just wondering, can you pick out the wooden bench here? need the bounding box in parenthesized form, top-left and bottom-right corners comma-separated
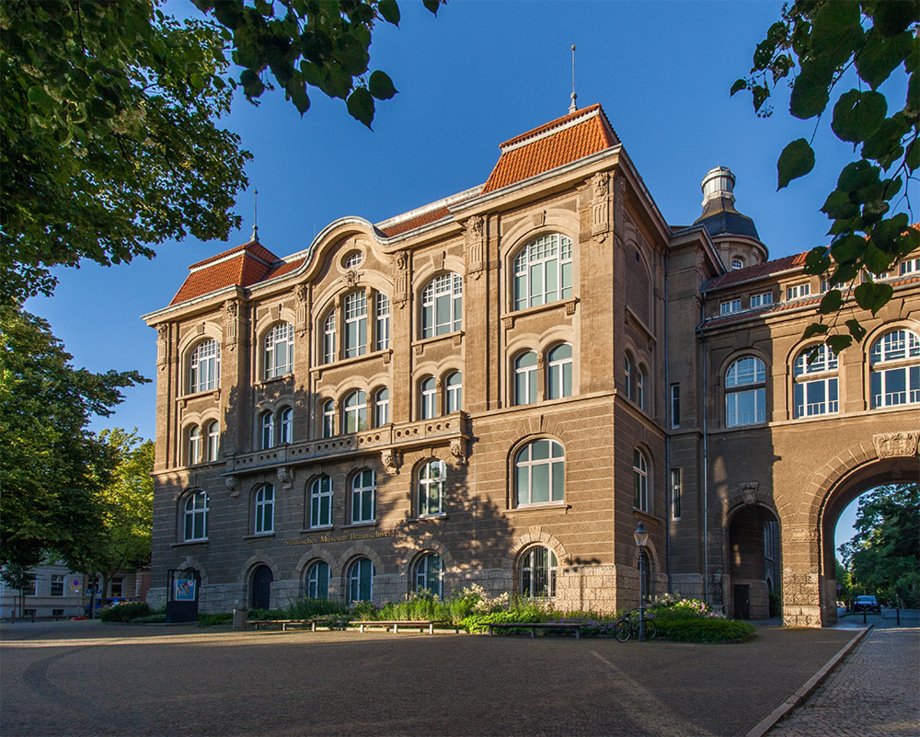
(487, 622, 582, 639)
(355, 620, 446, 634)
(250, 618, 345, 632)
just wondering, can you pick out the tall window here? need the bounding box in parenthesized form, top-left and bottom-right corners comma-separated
(625, 354, 633, 397)
(348, 557, 374, 601)
(633, 449, 649, 512)
(187, 425, 201, 465)
(421, 273, 463, 338)
(415, 553, 444, 597)
(513, 233, 573, 310)
(322, 400, 335, 438)
(374, 388, 390, 426)
(343, 390, 368, 433)
(636, 365, 646, 409)
(279, 407, 293, 444)
(547, 343, 572, 400)
(418, 459, 446, 516)
(376, 293, 390, 351)
(725, 356, 766, 426)
(260, 411, 274, 449)
(520, 547, 557, 599)
(254, 485, 274, 534)
(322, 310, 336, 364)
(671, 468, 681, 520)
(420, 377, 437, 420)
(870, 329, 920, 408)
(344, 291, 368, 359)
(514, 351, 538, 405)
(446, 372, 462, 413)
(206, 421, 219, 461)
(900, 258, 919, 276)
(264, 322, 294, 379)
(51, 574, 64, 597)
(794, 345, 839, 417)
(351, 469, 376, 524)
(670, 384, 680, 428)
(183, 491, 209, 541)
(310, 476, 333, 528)
(306, 561, 329, 599)
(515, 439, 564, 506)
(189, 339, 220, 393)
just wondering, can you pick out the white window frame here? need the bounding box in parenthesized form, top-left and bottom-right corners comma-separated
(375, 293, 390, 351)
(183, 491, 209, 541)
(786, 283, 811, 300)
(322, 310, 336, 364)
(633, 448, 649, 512)
(720, 299, 741, 315)
(264, 322, 294, 379)
(415, 553, 444, 597)
(514, 351, 538, 405)
(870, 329, 920, 408)
(445, 372, 462, 414)
(625, 354, 633, 397)
(322, 400, 335, 438)
(260, 411, 274, 449)
(310, 476, 333, 528)
(731, 258, 743, 270)
(520, 547, 557, 599)
(306, 561, 329, 599)
(278, 407, 293, 444)
(374, 388, 390, 426)
(348, 557, 374, 602)
(50, 574, 64, 597)
(344, 291, 368, 359)
(670, 468, 681, 520)
(351, 469, 376, 524)
(344, 252, 363, 269)
(725, 356, 767, 426)
(421, 273, 463, 338)
(547, 343, 573, 400)
(900, 258, 919, 276)
(187, 425, 201, 465)
(343, 390, 367, 434)
(513, 233, 573, 311)
(793, 345, 839, 418)
(636, 365, 646, 410)
(515, 439, 565, 506)
(205, 420, 219, 461)
(670, 384, 680, 429)
(189, 339, 220, 394)
(420, 377, 437, 420)
(418, 459, 446, 517)
(254, 484, 274, 534)
(750, 292, 773, 308)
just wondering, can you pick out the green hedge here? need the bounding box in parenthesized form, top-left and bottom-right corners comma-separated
(655, 617, 755, 643)
(99, 602, 151, 623)
(460, 610, 545, 633)
(131, 613, 166, 624)
(197, 612, 234, 626)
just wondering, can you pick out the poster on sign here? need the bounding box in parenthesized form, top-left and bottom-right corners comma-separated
(174, 578, 196, 602)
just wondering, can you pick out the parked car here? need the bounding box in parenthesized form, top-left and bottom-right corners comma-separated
(852, 595, 881, 613)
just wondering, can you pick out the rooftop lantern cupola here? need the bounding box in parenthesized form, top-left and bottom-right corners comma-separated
(694, 166, 768, 270)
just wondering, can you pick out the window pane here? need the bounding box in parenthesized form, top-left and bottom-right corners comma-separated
(552, 460, 564, 501)
(531, 463, 550, 503)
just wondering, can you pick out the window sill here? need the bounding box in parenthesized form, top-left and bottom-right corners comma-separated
(300, 525, 333, 533)
(504, 503, 570, 518)
(413, 330, 464, 349)
(171, 539, 208, 547)
(256, 374, 293, 388)
(407, 513, 448, 522)
(342, 521, 377, 529)
(311, 349, 392, 374)
(243, 533, 275, 541)
(502, 297, 578, 327)
(177, 389, 219, 402)
(633, 509, 663, 526)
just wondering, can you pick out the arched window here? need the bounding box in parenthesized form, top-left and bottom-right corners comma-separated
(279, 407, 293, 444)
(343, 390, 367, 433)
(306, 561, 329, 599)
(351, 469, 376, 524)
(725, 356, 766, 426)
(322, 310, 336, 364)
(633, 448, 649, 512)
(793, 345, 839, 417)
(636, 364, 646, 410)
(624, 354, 633, 397)
(520, 547, 557, 599)
(260, 410, 274, 449)
(183, 491, 209, 541)
(547, 343, 572, 400)
(344, 291, 368, 359)
(344, 251, 362, 269)
(254, 485, 274, 534)
(415, 553, 444, 598)
(421, 272, 463, 338)
(515, 439, 564, 506)
(374, 388, 390, 426)
(445, 372, 462, 413)
(731, 258, 744, 270)
(205, 421, 219, 462)
(309, 475, 333, 528)
(322, 400, 335, 438)
(348, 557, 374, 602)
(375, 293, 390, 351)
(187, 425, 201, 465)
(513, 233, 573, 311)
(189, 339, 220, 393)
(514, 351, 538, 405)
(264, 322, 294, 379)
(418, 459, 446, 517)
(870, 329, 920, 408)
(420, 377, 437, 420)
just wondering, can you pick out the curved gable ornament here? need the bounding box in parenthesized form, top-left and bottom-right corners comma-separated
(873, 431, 920, 458)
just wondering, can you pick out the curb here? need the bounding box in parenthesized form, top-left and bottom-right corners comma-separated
(744, 625, 872, 737)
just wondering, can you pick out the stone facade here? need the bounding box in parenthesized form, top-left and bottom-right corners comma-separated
(143, 105, 919, 625)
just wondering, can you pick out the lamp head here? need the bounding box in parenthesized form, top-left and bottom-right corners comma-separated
(634, 521, 649, 548)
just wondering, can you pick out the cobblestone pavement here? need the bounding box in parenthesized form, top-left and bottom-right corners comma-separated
(768, 624, 920, 737)
(1, 620, 858, 737)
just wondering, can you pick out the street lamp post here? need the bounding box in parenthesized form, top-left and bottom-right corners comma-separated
(634, 521, 649, 641)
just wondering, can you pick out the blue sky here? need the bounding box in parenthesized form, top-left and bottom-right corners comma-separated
(26, 0, 908, 548)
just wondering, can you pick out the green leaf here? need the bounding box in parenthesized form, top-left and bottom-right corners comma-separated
(346, 86, 374, 129)
(830, 233, 866, 264)
(804, 246, 832, 274)
(871, 0, 920, 38)
(831, 90, 887, 144)
(240, 69, 265, 98)
(822, 189, 860, 220)
(893, 223, 920, 259)
(27, 86, 56, 111)
(837, 160, 880, 192)
(368, 70, 397, 100)
(863, 242, 893, 274)
(789, 60, 834, 119)
(286, 81, 310, 115)
(803, 322, 829, 339)
(853, 280, 894, 315)
(819, 289, 843, 314)
(730, 79, 747, 96)
(856, 30, 913, 89)
(752, 85, 770, 114)
(861, 113, 909, 166)
(422, 0, 441, 15)
(811, 0, 863, 67)
(907, 138, 920, 173)
(827, 334, 854, 354)
(377, 0, 400, 26)
(845, 319, 867, 343)
(777, 138, 815, 189)
(299, 60, 324, 89)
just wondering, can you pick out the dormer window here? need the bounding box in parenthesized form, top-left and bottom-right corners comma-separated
(731, 258, 743, 271)
(751, 292, 773, 308)
(787, 283, 811, 300)
(720, 299, 741, 315)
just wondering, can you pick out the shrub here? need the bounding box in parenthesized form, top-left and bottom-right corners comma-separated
(198, 612, 234, 627)
(247, 607, 285, 621)
(374, 590, 452, 622)
(131, 613, 166, 624)
(544, 615, 619, 637)
(286, 597, 350, 620)
(655, 618, 755, 643)
(769, 590, 783, 618)
(100, 602, 151, 623)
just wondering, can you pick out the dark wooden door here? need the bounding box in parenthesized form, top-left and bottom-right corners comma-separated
(733, 584, 750, 620)
(251, 566, 273, 610)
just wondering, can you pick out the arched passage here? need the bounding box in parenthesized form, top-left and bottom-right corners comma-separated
(725, 504, 781, 620)
(250, 565, 274, 610)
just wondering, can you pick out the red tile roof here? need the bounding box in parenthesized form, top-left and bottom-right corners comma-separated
(378, 206, 452, 237)
(482, 104, 619, 194)
(170, 241, 278, 305)
(705, 251, 808, 291)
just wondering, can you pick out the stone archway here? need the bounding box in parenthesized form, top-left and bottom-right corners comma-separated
(724, 504, 781, 620)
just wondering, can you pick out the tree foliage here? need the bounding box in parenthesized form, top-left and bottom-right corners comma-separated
(839, 484, 920, 607)
(0, 305, 147, 572)
(734, 1, 919, 354)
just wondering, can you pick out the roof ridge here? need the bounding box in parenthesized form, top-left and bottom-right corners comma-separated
(375, 185, 482, 232)
(499, 104, 606, 151)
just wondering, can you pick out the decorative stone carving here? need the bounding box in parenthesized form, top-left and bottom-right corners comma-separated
(345, 269, 360, 288)
(295, 284, 307, 303)
(873, 431, 920, 458)
(740, 481, 759, 505)
(592, 172, 610, 241)
(225, 476, 240, 497)
(536, 354, 545, 370)
(394, 252, 410, 309)
(156, 324, 168, 371)
(224, 301, 238, 351)
(381, 449, 400, 475)
(295, 284, 309, 336)
(592, 171, 609, 200)
(277, 467, 293, 491)
(450, 438, 467, 465)
(465, 215, 485, 279)
(224, 300, 237, 318)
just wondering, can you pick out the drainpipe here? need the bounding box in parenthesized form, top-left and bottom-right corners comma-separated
(700, 300, 710, 605)
(664, 251, 672, 593)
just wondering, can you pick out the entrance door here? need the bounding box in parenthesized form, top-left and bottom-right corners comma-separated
(734, 584, 751, 620)
(251, 566, 273, 610)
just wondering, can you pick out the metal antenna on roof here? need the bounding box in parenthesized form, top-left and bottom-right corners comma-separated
(252, 187, 260, 243)
(569, 44, 578, 113)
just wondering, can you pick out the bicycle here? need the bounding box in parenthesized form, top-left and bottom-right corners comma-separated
(614, 609, 657, 642)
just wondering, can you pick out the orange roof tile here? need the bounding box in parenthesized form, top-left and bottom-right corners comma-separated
(261, 258, 305, 281)
(379, 206, 452, 237)
(706, 251, 808, 291)
(170, 241, 277, 305)
(482, 105, 619, 194)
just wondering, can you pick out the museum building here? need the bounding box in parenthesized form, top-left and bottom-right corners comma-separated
(142, 103, 920, 626)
